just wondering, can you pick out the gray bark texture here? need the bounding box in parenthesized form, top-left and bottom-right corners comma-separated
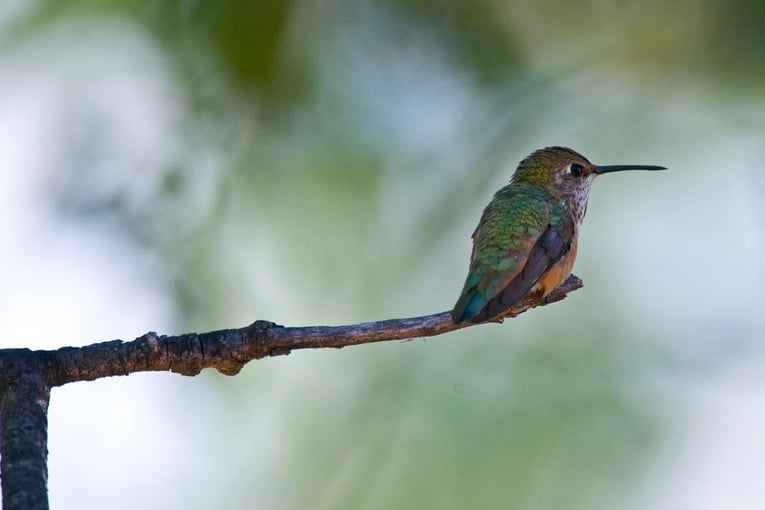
(0, 274, 582, 509)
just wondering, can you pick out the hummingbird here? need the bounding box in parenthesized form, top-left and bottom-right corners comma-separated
(451, 146, 666, 324)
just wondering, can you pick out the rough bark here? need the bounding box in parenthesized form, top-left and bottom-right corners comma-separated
(0, 350, 51, 510)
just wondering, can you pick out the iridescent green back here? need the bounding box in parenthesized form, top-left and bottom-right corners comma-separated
(452, 182, 570, 322)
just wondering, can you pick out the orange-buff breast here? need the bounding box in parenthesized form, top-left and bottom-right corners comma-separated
(533, 237, 578, 297)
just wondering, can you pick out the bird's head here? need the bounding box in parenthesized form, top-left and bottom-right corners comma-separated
(512, 146, 666, 222)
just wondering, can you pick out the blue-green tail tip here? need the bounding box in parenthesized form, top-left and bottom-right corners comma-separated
(451, 293, 484, 324)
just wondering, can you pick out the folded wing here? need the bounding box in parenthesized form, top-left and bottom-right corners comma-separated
(452, 185, 574, 323)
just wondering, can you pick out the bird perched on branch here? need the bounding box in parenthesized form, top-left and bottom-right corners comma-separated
(452, 146, 665, 324)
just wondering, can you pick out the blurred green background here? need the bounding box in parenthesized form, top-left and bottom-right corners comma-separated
(1, 1, 764, 509)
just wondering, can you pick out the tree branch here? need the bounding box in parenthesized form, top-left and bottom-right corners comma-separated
(44, 274, 582, 384)
(0, 274, 582, 509)
(0, 350, 51, 510)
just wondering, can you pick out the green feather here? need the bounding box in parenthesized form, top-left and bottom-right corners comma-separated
(451, 182, 566, 323)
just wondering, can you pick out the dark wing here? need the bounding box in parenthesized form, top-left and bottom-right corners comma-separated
(451, 188, 574, 323)
(473, 219, 573, 322)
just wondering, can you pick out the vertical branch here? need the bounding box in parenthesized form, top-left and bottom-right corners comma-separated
(0, 349, 50, 510)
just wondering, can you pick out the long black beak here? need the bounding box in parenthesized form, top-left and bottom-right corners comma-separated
(595, 164, 667, 174)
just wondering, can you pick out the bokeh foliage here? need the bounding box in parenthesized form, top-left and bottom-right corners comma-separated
(3, 1, 765, 509)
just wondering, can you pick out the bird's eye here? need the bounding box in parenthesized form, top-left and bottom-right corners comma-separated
(569, 163, 583, 177)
